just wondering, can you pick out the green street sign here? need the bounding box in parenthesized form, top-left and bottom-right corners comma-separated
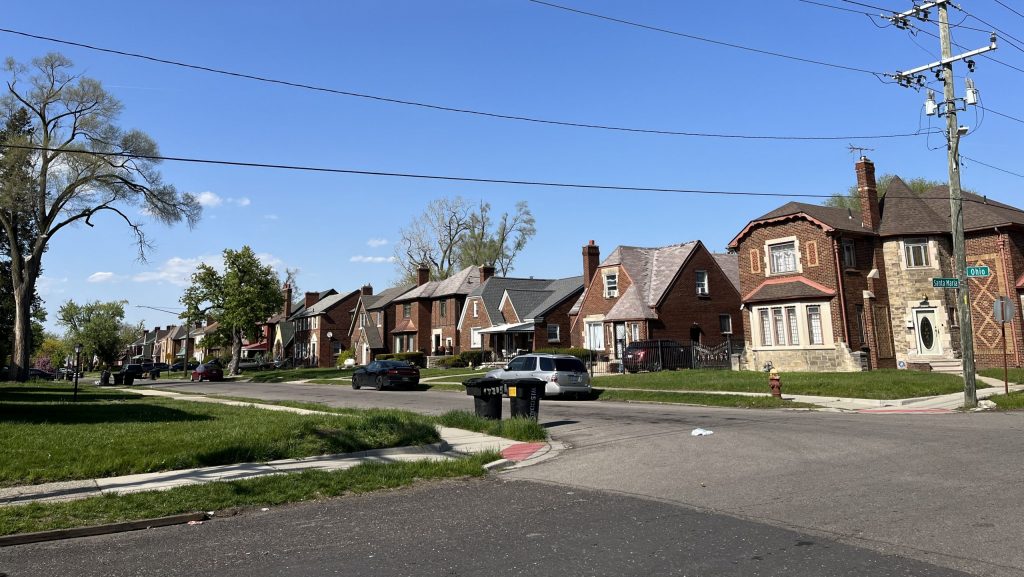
(966, 266, 991, 278)
(932, 277, 960, 289)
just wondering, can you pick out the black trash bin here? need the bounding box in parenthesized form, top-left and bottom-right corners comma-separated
(151, 370, 160, 380)
(508, 378, 545, 420)
(100, 370, 110, 386)
(463, 377, 505, 420)
(112, 373, 124, 386)
(123, 373, 135, 387)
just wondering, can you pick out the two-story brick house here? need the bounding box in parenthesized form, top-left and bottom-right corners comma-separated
(568, 240, 743, 360)
(458, 273, 584, 359)
(728, 157, 895, 372)
(349, 283, 415, 365)
(290, 288, 361, 367)
(391, 265, 481, 356)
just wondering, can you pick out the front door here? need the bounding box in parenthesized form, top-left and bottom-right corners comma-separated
(914, 309, 941, 355)
(614, 323, 626, 359)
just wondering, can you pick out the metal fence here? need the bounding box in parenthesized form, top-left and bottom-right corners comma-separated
(577, 338, 741, 374)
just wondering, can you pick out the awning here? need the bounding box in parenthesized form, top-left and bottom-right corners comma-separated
(243, 341, 269, 351)
(479, 322, 534, 334)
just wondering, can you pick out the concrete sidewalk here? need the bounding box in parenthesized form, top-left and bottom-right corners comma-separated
(0, 388, 552, 507)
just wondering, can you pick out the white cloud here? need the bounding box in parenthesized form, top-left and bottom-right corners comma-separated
(232, 197, 251, 207)
(256, 252, 284, 271)
(350, 255, 396, 263)
(132, 255, 218, 286)
(367, 238, 389, 248)
(87, 272, 119, 283)
(263, 214, 279, 220)
(36, 275, 68, 297)
(196, 192, 223, 207)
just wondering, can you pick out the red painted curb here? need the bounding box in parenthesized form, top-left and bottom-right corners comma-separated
(501, 443, 546, 462)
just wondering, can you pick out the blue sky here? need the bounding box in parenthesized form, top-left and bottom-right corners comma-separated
(4, 1, 1022, 334)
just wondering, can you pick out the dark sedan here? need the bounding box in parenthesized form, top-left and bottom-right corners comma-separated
(190, 363, 224, 382)
(28, 368, 56, 381)
(351, 360, 420, 390)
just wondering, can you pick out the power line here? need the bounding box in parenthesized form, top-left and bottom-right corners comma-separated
(0, 27, 928, 142)
(4, 142, 1009, 203)
(979, 105, 1024, 125)
(525, 0, 887, 77)
(993, 0, 1024, 20)
(961, 154, 1024, 178)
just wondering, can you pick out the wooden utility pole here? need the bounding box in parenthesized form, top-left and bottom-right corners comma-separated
(890, 0, 997, 408)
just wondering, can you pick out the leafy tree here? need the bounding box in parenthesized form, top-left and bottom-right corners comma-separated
(823, 174, 969, 209)
(56, 299, 131, 368)
(33, 333, 67, 372)
(0, 54, 201, 381)
(180, 246, 282, 376)
(394, 197, 536, 282)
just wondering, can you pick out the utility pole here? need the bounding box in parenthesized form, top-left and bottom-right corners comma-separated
(889, 0, 997, 408)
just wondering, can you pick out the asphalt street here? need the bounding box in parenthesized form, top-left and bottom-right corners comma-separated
(12, 379, 1021, 577)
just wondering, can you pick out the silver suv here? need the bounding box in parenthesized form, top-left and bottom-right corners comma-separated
(484, 353, 591, 397)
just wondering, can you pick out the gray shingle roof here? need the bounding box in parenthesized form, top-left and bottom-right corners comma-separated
(398, 266, 479, 301)
(601, 242, 698, 308)
(365, 283, 415, 310)
(712, 253, 741, 293)
(744, 278, 835, 303)
(753, 202, 869, 234)
(878, 178, 1024, 236)
(606, 285, 658, 320)
(469, 276, 584, 324)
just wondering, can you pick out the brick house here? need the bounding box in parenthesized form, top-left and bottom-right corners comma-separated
(458, 273, 584, 360)
(290, 288, 361, 368)
(348, 283, 415, 365)
(391, 265, 482, 357)
(568, 240, 743, 360)
(728, 158, 895, 372)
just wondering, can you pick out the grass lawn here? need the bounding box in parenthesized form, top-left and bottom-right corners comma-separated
(593, 369, 972, 399)
(592, 389, 816, 408)
(979, 368, 1024, 384)
(987, 390, 1024, 410)
(0, 452, 498, 536)
(0, 382, 440, 487)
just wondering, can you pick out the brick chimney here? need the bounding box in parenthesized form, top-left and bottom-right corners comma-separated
(856, 156, 880, 231)
(304, 291, 319, 310)
(361, 284, 373, 296)
(282, 283, 292, 317)
(417, 264, 430, 286)
(479, 265, 495, 284)
(583, 240, 600, 285)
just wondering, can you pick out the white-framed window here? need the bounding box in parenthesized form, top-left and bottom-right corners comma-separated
(753, 302, 830, 348)
(312, 316, 318, 330)
(360, 312, 368, 327)
(547, 324, 560, 342)
(769, 241, 798, 274)
(471, 327, 482, 349)
(629, 322, 640, 341)
(719, 314, 732, 334)
(842, 238, 856, 268)
(696, 270, 709, 296)
(905, 237, 930, 268)
(376, 312, 382, 327)
(603, 272, 618, 298)
(585, 321, 605, 350)
(472, 301, 479, 318)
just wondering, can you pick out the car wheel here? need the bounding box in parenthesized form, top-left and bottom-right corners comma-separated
(352, 377, 361, 390)
(374, 375, 384, 391)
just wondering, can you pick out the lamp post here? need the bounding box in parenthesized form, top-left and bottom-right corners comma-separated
(73, 343, 83, 402)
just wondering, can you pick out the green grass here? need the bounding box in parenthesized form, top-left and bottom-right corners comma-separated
(419, 368, 481, 379)
(979, 368, 1024, 384)
(244, 367, 357, 383)
(988, 390, 1024, 410)
(593, 389, 816, 408)
(0, 382, 439, 487)
(437, 410, 548, 442)
(593, 369, 970, 399)
(0, 453, 498, 536)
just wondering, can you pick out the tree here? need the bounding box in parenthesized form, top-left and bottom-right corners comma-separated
(823, 174, 968, 209)
(393, 197, 536, 282)
(180, 246, 281, 376)
(0, 54, 201, 381)
(56, 299, 131, 368)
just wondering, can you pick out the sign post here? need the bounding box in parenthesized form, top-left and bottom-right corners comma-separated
(994, 296, 1016, 395)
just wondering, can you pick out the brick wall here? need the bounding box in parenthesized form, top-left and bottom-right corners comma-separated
(460, 296, 491, 353)
(570, 264, 634, 352)
(649, 245, 743, 347)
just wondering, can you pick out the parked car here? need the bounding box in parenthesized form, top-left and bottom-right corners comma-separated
(351, 360, 420, 390)
(120, 364, 146, 377)
(484, 353, 591, 397)
(622, 340, 690, 373)
(170, 361, 199, 371)
(273, 357, 294, 369)
(28, 368, 56, 381)
(190, 363, 224, 382)
(153, 362, 170, 372)
(238, 359, 274, 372)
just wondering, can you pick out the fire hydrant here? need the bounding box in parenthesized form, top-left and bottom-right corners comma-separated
(768, 370, 782, 398)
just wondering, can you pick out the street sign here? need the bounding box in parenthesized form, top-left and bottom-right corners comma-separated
(932, 278, 960, 288)
(966, 266, 991, 278)
(994, 296, 1015, 324)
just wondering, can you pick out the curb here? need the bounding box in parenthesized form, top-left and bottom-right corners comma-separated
(0, 512, 208, 547)
(483, 458, 515, 472)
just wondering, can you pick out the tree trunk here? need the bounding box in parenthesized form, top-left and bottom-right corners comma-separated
(230, 329, 243, 375)
(9, 269, 36, 382)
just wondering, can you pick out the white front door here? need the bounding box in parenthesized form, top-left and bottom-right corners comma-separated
(914, 309, 941, 355)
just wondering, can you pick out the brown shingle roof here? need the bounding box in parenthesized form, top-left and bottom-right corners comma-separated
(878, 178, 1024, 236)
(743, 277, 836, 303)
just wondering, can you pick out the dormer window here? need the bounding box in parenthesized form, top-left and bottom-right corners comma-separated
(769, 241, 797, 274)
(842, 238, 856, 269)
(696, 270, 709, 296)
(603, 272, 618, 298)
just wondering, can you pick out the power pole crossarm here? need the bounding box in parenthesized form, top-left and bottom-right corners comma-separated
(895, 36, 997, 79)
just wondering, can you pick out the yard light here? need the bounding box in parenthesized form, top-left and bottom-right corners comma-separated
(73, 343, 83, 402)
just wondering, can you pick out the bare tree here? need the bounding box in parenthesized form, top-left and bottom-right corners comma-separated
(1, 53, 201, 380)
(393, 196, 473, 282)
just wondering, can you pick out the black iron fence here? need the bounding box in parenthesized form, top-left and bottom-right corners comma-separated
(575, 338, 741, 374)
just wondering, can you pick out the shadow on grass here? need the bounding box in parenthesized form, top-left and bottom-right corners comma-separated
(0, 389, 142, 403)
(0, 403, 215, 425)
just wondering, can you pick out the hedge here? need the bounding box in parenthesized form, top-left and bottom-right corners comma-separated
(376, 352, 426, 367)
(533, 347, 600, 361)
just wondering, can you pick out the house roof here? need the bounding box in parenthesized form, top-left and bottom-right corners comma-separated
(391, 318, 417, 334)
(712, 253, 741, 293)
(602, 242, 698, 309)
(878, 178, 1024, 236)
(743, 276, 836, 303)
(728, 202, 870, 248)
(365, 283, 416, 310)
(286, 289, 337, 320)
(397, 266, 479, 301)
(605, 285, 658, 321)
(168, 325, 188, 340)
(363, 325, 384, 349)
(293, 289, 359, 318)
(469, 275, 584, 325)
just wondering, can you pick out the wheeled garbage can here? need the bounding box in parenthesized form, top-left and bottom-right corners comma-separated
(507, 378, 545, 420)
(463, 377, 505, 420)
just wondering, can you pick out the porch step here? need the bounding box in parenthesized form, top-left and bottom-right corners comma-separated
(928, 359, 964, 375)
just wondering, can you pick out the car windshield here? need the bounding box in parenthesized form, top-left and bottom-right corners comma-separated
(380, 361, 410, 369)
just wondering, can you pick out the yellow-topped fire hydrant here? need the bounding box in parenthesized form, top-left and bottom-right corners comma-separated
(768, 370, 782, 398)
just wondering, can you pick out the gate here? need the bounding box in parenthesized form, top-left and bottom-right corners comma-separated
(692, 339, 733, 370)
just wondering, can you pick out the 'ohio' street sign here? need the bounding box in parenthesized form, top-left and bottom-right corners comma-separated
(966, 266, 991, 278)
(933, 277, 960, 288)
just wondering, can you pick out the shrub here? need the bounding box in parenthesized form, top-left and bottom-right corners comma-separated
(336, 348, 355, 367)
(435, 356, 468, 368)
(378, 352, 426, 367)
(533, 347, 598, 361)
(459, 351, 486, 367)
